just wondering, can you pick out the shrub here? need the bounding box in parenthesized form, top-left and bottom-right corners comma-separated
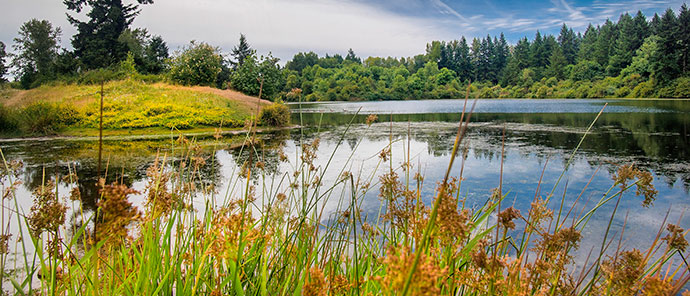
(229, 53, 285, 100)
(0, 104, 17, 133)
(673, 77, 690, 98)
(259, 103, 290, 127)
(630, 80, 655, 98)
(169, 41, 222, 86)
(16, 102, 81, 135)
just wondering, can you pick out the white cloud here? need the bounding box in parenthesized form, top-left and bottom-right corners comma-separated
(0, 0, 685, 62)
(134, 0, 459, 61)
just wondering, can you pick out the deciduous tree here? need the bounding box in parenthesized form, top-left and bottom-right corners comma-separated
(11, 19, 62, 88)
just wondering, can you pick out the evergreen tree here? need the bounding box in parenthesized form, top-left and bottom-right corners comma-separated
(558, 24, 578, 64)
(231, 33, 252, 68)
(621, 35, 660, 78)
(345, 48, 361, 64)
(650, 13, 661, 35)
(543, 35, 558, 61)
(54, 49, 78, 77)
(678, 4, 690, 74)
(494, 33, 509, 78)
(545, 46, 567, 80)
(456, 37, 472, 81)
(438, 41, 453, 70)
(470, 38, 481, 81)
(0, 42, 6, 82)
(655, 8, 680, 82)
(480, 35, 495, 82)
(608, 13, 636, 76)
(530, 31, 548, 68)
(633, 11, 650, 47)
(11, 19, 62, 88)
(117, 28, 148, 70)
(500, 56, 521, 86)
(408, 54, 427, 73)
(594, 19, 617, 67)
(143, 35, 168, 74)
(513, 37, 531, 69)
(426, 41, 442, 63)
(578, 24, 599, 62)
(64, 0, 153, 70)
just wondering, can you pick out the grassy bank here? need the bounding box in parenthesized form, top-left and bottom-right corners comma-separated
(0, 98, 687, 295)
(0, 79, 278, 137)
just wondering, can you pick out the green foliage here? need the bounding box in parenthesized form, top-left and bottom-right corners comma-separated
(169, 41, 223, 86)
(345, 48, 361, 64)
(65, 0, 154, 69)
(231, 33, 252, 69)
(621, 35, 660, 78)
(12, 19, 62, 89)
(0, 104, 17, 132)
(117, 28, 168, 75)
(0, 41, 7, 82)
(119, 52, 138, 78)
(286, 52, 318, 74)
(143, 35, 169, 74)
(673, 77, 690, 97)
(570, 60, 603, 81)
(259, 103, 290, 127)
(230, 53, 284, 100)
(16, 102, 80, 135)
(545, 47, 568, 80)
(655, 8, 681, 83)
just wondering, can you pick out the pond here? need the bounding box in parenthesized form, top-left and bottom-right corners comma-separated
(0, 98, 688, 274)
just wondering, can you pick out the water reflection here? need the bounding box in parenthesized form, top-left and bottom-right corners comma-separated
(0, 99, 688, 269)
(294, 110, 690, 190)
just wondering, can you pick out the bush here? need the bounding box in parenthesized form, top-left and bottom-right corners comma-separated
(673, 77, 690, 98)
(0, 104, 17, 133)
(259, 103, 290, 127)
(169, 41, 222, 86)
(230, 53, 285, 100)
(630, 80, 655, 98)
(16, 102, 81, 135)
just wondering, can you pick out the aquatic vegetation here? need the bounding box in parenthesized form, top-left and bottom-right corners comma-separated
(259, 103, 291, 127)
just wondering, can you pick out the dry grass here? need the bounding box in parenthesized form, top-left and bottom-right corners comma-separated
(0, 81, 270, 110)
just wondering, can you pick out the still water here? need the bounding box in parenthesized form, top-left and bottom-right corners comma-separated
(0, 98, 688, 269)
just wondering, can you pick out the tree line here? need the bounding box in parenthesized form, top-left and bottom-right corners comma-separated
(1, 1, 690, 99)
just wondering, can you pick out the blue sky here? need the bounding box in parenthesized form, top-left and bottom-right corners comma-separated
(1, 0, 687, 63)
(360, 0, 684, 39)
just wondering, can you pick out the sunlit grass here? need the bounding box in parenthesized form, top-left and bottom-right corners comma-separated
(0, 79, 259, 134)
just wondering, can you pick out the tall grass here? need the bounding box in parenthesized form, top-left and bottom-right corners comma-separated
(0, 88, 687, 295)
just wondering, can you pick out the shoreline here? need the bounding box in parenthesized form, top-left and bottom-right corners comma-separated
(0, 125, 298, 143)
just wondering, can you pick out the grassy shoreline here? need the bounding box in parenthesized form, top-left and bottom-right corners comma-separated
(0, 125, 297, 142)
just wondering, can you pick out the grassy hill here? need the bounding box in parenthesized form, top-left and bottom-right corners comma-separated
(0, 79, 272, 137)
